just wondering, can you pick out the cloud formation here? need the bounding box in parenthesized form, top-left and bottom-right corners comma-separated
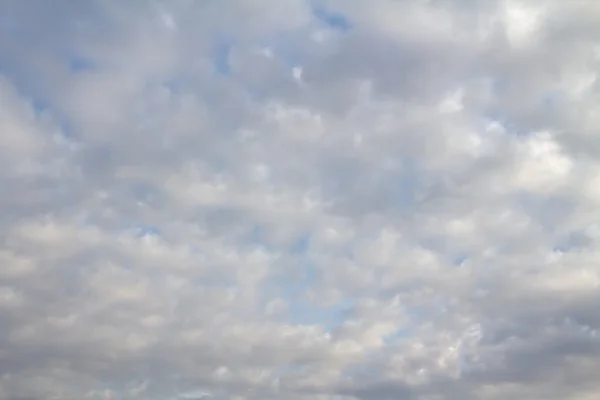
(1, 0, 600, 399)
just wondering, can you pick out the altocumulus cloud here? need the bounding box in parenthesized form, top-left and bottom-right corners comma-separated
(1, 0, 600, 399)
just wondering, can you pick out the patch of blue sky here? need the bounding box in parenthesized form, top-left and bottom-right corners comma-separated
(280, 260, 319, 295)
(261, 26, 314, 73)
(190, 245, 203, 255)
(176, 390, 212, 399)
(453, 254, 469, 266)
(541, 89, 563, 109)
(127, 224, 160, 238)
(513, 191, 573, 234)
(482, 108, 509, 126)
(290, 234, 310, 254)
(383, 327, 411, 344)
(32, 98, 47, 115)
(482, 108, 525, 137)
(456, 345, 469, 376)
(311, 4, 353, 32)
(551, 244, 568, 254)
(393, 158, 419, 210)
(162, 77, 182, 94)
(432, 297, 449, 315)
(129, 182, 159, 203)
(0, 13, 18, 35)
(245, 224, 276, 252)
(24, 94, 79, 144)
(60, 122, 77, 140)
(68, 55, 95, 73)
(275, 44, 300, 68)
(274, 363, 303, 375)
(247, 224, 264, 244)
(263, 257, 355, 330)
(402, 303, 426, 322)
(341, 355, 382, 379)
(553, 231, 588, 253)
(241, 86, 262, 103)
(286, 297, 354, 331)
(138, 225, 160, 237)
(491, 76, 507, 94)
(483, 77, 520, 130)
(211, 37, 233, 76)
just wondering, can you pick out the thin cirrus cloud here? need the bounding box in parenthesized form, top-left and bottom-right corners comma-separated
(0, 0, 599, 399)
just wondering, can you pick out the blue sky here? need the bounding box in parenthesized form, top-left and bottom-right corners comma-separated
(312, 4, 353, 32)
(1, 1, 600, 400)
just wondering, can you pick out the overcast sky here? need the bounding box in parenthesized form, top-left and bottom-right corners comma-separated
(1, 0, 600, 399)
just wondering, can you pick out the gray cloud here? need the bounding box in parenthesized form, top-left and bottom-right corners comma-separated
(1, 0, 600, 399)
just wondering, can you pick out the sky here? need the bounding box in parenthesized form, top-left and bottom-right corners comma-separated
(0, 0, 600, 399)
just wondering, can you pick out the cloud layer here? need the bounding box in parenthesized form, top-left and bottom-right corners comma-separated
(1, 0, 600, 399)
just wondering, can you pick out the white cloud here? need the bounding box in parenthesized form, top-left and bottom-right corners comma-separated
(1, 0, 600, 399)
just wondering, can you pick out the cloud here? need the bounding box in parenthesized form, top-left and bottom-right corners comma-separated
(1, 0, 600, 399)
